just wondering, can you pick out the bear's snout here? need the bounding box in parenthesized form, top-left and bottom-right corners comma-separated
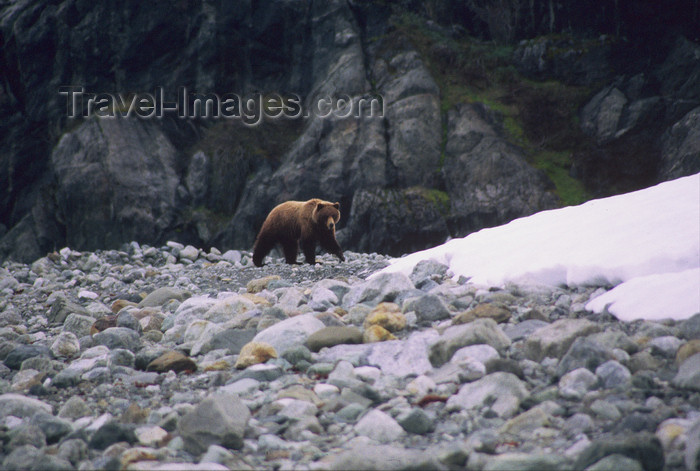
(326, 217, 335, 230)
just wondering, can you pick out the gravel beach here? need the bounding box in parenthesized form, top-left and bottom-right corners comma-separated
(0, 242, 699, 470)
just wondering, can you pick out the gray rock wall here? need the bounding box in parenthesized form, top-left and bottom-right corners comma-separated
(1, 1, 699, 261)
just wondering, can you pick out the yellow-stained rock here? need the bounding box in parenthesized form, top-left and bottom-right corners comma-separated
(203, 360, 233, 371)
(452, 303, 511, 325)
(241, 292, 272, 306)
(111, 299, 138, 314)
(364, 302, 406, 332)
(235, 341, 278, 369)
(145, 351, 197, 374)
(676, 339, 700, 365)
(333, 307, 348, 317)
(120, 447, 158, 468)
(90, 315, 118, 335)
(363, 325, 397, 343)
(246, 275, 281, 293)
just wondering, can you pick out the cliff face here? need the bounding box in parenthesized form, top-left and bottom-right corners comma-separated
(0, 0, 698, 262)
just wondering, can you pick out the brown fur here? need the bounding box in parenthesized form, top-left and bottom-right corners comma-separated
(252, 199, 345, 267)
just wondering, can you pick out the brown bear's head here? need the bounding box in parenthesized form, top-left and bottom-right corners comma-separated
(312, 200, 341, 232)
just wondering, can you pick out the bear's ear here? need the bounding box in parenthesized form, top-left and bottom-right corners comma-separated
(333, 202, 339, 209)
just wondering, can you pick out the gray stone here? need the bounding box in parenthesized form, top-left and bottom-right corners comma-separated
(484, 452, 569, 471)
(559, 368, 598, 400)
(236, 363, 283, 382)
(203, 295, 257, 324)
(556, 337, 615, 377)
(503, 319, 549, 341)
(207, 328, 257, 355)
(88, 421, 137, 450)
(50, 331, 81, 358)
(63, 313, 96, 338)
(337, 403, 368, 423)
(574, 433, 664, 471)
(343, 272, 415, 308)
(252, 313, 325, 355)
(447, 372, 528, 418)
(317, 442, 443, 470)
(48, 295, 89, 324)
(109, 348, 135, 368)
(366, 330, 438, 377)
(4, 344, 51, 370)
(680, 313, 700, 340)
(8, 424, 46, 448)
(397, 407, 434, 434)
(648, 335, 683, 358)
(309, 286, 339, 311)
(314, 279, 351, 303)
(180, 245, 200, 261)
(315, 343, 375, 367)
(116, 311, 141, 332)
(30, 411, 72, 444)
(220, 250, 242, 265)
(429, 318, 511, 367)
(0, 393, 52, 418)
(219, 378, 260, 396)
(410, 259, 449, 287)
(58, 438, 88, 466)
(524, 318, 601, 362)
(450, 344, 500, 365)
(355, 409, 405, 443)
(686, 419, 700, 471)
(51, 367, 82, 388)
(280, 345, 313, 367)
(92, 326, 141, 352)
(431, 360, 485, 384)
(585, 454, 644, 471)
(306, 326, 363, 352)
(672, 353, 700, 392)
(170, 296, 218, 327)
(177, 393, 250, 455)
(563, 412, 595, 436)
(589, 399, 622, 421)
(403, 294, 451, 323)
(2, 445, 43, 471)
(595, 360, 631, 389)
(58, 396, 91, 419)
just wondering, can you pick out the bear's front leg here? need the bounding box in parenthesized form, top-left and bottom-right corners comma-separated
(319, 234, 345, 262)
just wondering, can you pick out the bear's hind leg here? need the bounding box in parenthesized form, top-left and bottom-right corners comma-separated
(301, 239, 317, 264)
(281, 238, 301, 265)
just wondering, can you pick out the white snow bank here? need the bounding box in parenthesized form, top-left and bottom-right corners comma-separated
(585, 268, 700, 322)
(379, 173, 700, 321)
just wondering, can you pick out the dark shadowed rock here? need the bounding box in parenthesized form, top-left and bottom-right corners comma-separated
(442, 103, 558, 236)
(51, 117, 180, 251)
(574, 433, 664, 471)
(4, 345, 51, 370)
(660, 106, 700, 181)
(339, 187, 450, 257)
(92, 327, 141, 352)
(88, 421, 137, 450)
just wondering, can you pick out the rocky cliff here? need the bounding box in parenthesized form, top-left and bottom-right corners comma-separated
(1, 0, 698, 262)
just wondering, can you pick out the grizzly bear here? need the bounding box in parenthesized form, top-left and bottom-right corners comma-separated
(252, 198, 345, 267)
